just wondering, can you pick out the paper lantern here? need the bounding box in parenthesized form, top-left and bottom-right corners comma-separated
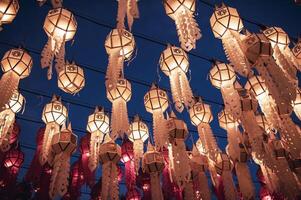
(210, 4, 251, 76)
(293, 88, 301, 120)
(0, 0, 19, 30)
(0, 90, 24, 152)
(129, 115, 149, 173)
(166, 112, 191, 189)
(142, 143, 165, 200)
(159, 45, 194, 112)
(163, 0, 201, 51)
(189, 99, 213, 126)
(144, 84, 169, 149)
(99, 141, 121, 200)
(242, 33, 296, 111)
(0, 48, 32, 111)
(209, 62, 236, 89)
(41, 8, 77, 80)
(106, 78, 131, 139)
(49, 123, 77, 199)
(40, 95, 67, 165)
(58, 62, 85, 94)
(87, 107, 110, 171)
(4, 148, 24, 172)
(105, 28, 135, 87)
(116, 0, 139, 31)
(263, 27, 298, 87)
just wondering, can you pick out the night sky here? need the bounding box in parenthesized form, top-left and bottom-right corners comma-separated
(0, 0, 300, 199)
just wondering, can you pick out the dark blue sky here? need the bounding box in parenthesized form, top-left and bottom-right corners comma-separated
(0, 0, 300, 199)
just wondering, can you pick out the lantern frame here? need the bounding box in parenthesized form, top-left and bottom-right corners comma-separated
(244, 75, 268, 98)
(129, 117, 149, 142)
(7, 90, 24, 113)
(99, 142, 121, 164)
(87, 107, 110, 134)
(218, 109, 237, 130)
(0, 0, 19, 25)
(209, 62, 236, 89)
(106, 78, 132, 102)
(143, 150, 165, 173)
(263, 27, 290, 49)
(42, 96, 68, 125)
(51, 126, 77, 155)
(144, 85, 169, 113)
(121, 139, 134, 163)
(189, 101, 213, 126)
(167, 116, 188, 140)
(4, 149, 24, 169)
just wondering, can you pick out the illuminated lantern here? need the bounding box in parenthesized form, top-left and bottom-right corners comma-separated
(218, 110, 255, 200)
(41, 8, 77, 80)
(58, 62, 85, 94)
(209, 62, 242, 120)
(189, 99, 219, 162)
(121, 139, 136, 190)
(214, 153, 237, 200)
(163, 0, 201, 51)
(40, 95, 67, 165)
(166, 111, 191, 188)
(86, 106, 110, 171)
(4, 148, 24, 173)
(129, 115, 149, 173)
(159, 45, 194, 112)
(292, 39, 301, 71)
(210, 4, 251, 76)
(0, 0, 19, 30)
(293, 88, 301, 120)
(142, 142, 165, 200)
(144, 84, 169, 149)
(0, 48, 32, 111)
(116, 0, 139, 31)
(245, 76, 301, 159)
(190, 146, 211, 200)
(49, 123, 77, 199)
(0, 90, 23, 152)
(104, 28, 135, 87)
(242, 33, 296, 112)
(99, 141, 121, 200)
(263, 27, 298, 85)
(106, 78, 131, 139)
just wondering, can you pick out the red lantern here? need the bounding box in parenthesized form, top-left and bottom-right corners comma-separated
(126, 188, 141, 200)
(121, 139, 136, 191)
(4, 148, 24, 173)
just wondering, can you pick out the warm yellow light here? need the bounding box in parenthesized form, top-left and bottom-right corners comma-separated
(189, 101, 213, 126)
(43, 8, 77, 41)
(87, 107, 110, 134)
(6, 90, 23, 113)
(129, 116, 149, 142)
(106, 78, 132, 102)
(42, 96, 67, 125)
(163, 0, 195, 20)
(58, 62, 85, 94)
(210, 4, 243, 39)
(209, 62, 236, 89)
(218, 109, 237, 130)
(263, 27, 289, 50)
(0, 0, 19, 26)
(144, 84, 169, 113)
(244, 76, 267, 98)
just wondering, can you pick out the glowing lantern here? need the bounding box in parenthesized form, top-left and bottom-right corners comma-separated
(242, 33, 296, 111)
(4, 148, 24, 173)
(0, 48, 32, 111)
(129, 115, 149, 173)
(218, 110, 255, 200)
(58, 62, 85, 94)
(49, 123, 77, 199)
(0, 90, 24, 152)
(86, 106, 110, 171)
(166, 111, 191, 188)
(159, 45, 194, 112)
(41, 8, 77, 80)
(116, 0, 139, 31)
(106, 78, 131, 139)
(293, 88, 301, 120)
(104, 28, 135, 87)
(292, 39, 301, 71)
(99, 141, 121, 200)
(163, 0, 201, 51)
(40, 95, 67, 165)
(214, 153, 237, 200)
(142, 142, 165, 200)
(209, 62, 242, 120)
(189, 99, 219, 162)
(144, 84, 169, 149)
(245, 76, 301, 159)
(263, 27, 298, 85)
(190, 146, 211, 200)
(210, 4, 251, 76)
(0, 0, 19, 30)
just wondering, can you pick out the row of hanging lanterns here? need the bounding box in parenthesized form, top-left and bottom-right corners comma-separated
(0, 0, 300, 199)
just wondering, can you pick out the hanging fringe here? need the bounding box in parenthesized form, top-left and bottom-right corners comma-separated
(40, 123, 58, 165)
(221, 86, 242, 120)
(117, 0, 127, 29)
(106, 54, 124, 88)
(88, 131, 101, 171)
(179, 71, 194, 109)
(0, 73, 19, 112)
(183, 180, 194, 200)
(221, 171, 237, 200)
(0, 111, 15, 151)
(54, 40, 65, 74)
(150, 172, 164, 200)
(235, 162, 255, 200)
(111, 98, 129, 139)
(133, 140, 143, 173)
(194, 171, 211, 200)
(170, 72, 184, 112)
(152, 111, 168, 149)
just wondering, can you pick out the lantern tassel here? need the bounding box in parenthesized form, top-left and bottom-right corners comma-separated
(54, 40, 65, 74)
(88, 131, 101, 171)
(101, 162, 119, 200)
(221, 86, 242, 120)
(183, 180, 194, 200)
(0, 110, 15, 151)
(111, 98, 130, 139)
(0, 72, 19, 112)
(221, 170, 237, 200)
(193, 171, 211, 200)
(283, 47, 300, 71)
(49, 152, 70, 199)
(235, 162, 255, 200)
(133, 140, 143, 174)
(179, 71, 194, 109)
(174, 10, 201, 51)
(106, 54, 124, 88)
(153, 111, 168, 149)
(117, 0, 127, 29)
(261, 165, 279, 193)
(40, 122, 58, 165)
(222, 31, 251, 77)
(170, 71, 184, 112)
(150, 172, 164, 200)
